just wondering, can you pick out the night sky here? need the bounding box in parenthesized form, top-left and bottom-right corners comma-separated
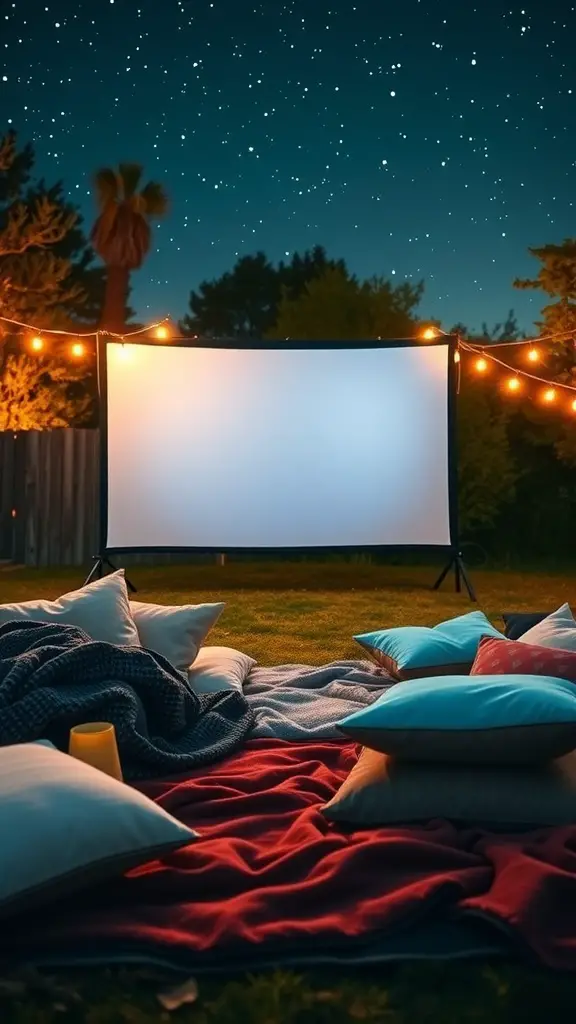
(1, 0, 574, 333)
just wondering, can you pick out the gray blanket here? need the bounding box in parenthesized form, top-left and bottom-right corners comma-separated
(0, 620, 255, 780)
(244, 659, 394, 740)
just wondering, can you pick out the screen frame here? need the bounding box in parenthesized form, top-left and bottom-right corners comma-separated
(96, 336, 459, 557)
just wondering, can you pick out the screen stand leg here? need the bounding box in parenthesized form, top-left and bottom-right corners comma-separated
(84, 555, 137, 593)
(432, 552, 476, 602)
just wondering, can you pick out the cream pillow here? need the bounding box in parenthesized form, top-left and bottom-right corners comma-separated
(131, 601, 225, 672)
(0, 570, 140, 646)
(188, 646, 256, 693)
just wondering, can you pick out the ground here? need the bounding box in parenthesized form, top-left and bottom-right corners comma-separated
(1, 559, 575, 1023)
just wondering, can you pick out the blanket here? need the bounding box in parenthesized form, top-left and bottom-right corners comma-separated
(0, 620, 255, 779)
(3, 740, 576, 972)
(244, 659, 390, 739)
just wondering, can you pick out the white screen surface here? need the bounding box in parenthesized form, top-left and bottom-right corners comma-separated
(105, 342, 452, 550)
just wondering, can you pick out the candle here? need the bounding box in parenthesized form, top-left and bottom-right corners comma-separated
(69, 722, 123, 782)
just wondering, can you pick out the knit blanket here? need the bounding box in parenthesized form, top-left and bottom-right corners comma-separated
(0, 620, 255, 780)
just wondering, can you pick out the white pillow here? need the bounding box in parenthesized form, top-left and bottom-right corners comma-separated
(187, 645, 256, 693)
(0, 570, 140, 646)
(519, 603, 576, 650)
(131, 601, 225, 672)
(0, 742, 197, 918)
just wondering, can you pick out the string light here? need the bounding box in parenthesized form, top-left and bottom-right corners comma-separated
(0, 314, 171, 339)
(474, 357, 488, 373)
(542, 387, 556, 403)
(421, 327, 438, 341)
(454, 350, 460, 363)
(30, 336, 44, 352)
(571, 399, 576, 413)
(154, 325, 169, 340)
(70, 342, 85, 358)
(527, 347, 540, 363)
(506, 377, 521, 392)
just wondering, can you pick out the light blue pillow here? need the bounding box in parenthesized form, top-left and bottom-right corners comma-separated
(355, 611, 503, 679)
(338, 674, 576, 764)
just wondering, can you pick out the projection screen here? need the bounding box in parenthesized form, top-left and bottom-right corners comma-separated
(102, 341, 454, 552)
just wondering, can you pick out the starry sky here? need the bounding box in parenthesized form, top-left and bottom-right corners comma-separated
(1, 0, 574, 334)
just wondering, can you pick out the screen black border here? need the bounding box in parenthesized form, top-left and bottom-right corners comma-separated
(96, 336, 459, 558)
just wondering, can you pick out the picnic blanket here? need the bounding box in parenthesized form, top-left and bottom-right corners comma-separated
(0, 620, 255, 779)
(244, 659, 391, 739)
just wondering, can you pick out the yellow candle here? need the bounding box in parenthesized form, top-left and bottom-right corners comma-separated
(69, 722, 123, 782)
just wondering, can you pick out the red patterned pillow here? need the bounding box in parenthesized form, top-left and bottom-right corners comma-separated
(471, 636, 576, 682)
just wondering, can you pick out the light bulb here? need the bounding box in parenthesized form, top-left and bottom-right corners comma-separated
(71, 342, 85, 357)
(155, 325, 169, 340)
(506, 377, 521, 392)
(421, 327, 437, 341)
(527, 347, 539, 363)
(30, 336, 44, 352)
(543, 387, 556, 403)
(475, 357, 488, 373)
(454, 350, 460, 363)
(571, 399, 576, 413)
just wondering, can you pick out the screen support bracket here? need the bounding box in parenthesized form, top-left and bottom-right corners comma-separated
(432, 551, 476, 602)
(84, 554, 137, 593)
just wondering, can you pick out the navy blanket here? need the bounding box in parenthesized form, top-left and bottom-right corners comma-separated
(0, 620, 255, 779)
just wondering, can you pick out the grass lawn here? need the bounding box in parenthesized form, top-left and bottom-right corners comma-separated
(1, 559, 576, 1023)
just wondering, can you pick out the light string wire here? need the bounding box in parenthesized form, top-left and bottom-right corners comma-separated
(458, 338, 576, 393)
(0, 314, 171, 339)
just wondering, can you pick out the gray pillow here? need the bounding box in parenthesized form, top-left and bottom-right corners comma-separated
(322, 746, 576, 829)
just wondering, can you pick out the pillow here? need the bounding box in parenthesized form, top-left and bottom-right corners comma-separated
(502, 612, 549, 641)
(0, 570, 140, 646)
(337, 674, 576, 764)
(519, 603, 576, 651)
(354, 611, 503, 679)
(0, 742, 197, 918)
(471, 635, 576, 682)
(131, 601, 225, 672)
(322, 745, 576, 829)
(187, 646, 256, 693)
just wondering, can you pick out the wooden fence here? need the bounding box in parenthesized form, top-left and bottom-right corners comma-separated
(0, 429, 100, 567)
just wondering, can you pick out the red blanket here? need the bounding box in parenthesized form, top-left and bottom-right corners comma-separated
(5, 740, 576, 970)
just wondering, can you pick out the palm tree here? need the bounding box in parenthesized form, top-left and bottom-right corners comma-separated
(90, 163, 168, 333)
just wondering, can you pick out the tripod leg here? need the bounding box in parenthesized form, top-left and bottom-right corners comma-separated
(104, 557, 137, 594)
(457, 557, 477, 603)
(84, 557, 103, 586)
(432, 557, 453, 591)
(454, 556, 462, 594)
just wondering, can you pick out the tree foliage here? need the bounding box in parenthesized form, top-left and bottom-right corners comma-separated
(91, 163, 168, 332)
(0, 353, 91, 430)
(181, 246, 347, 339)
(269, 266, 424, 340)
(457, 375, 518, 533)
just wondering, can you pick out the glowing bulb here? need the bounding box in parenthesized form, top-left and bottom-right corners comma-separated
(542, 387, 556, 403)
(71, 342, 85, 358)
(527, 347, 539, 363)
(30, 336, 44, 352)
(475, 357, 488, 373)
(155, 325, 169, 340)
(454, 350, 460, 363)
(571, 399, 576, 413)
(506, 377, 521, 392)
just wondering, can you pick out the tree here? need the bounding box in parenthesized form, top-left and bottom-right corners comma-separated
(90, 163, 168, 333)
(181, 246, 347, 339)
(0, 353, 91, 430)
(268, 266, 423, 340)
(514, 240, 576, 464)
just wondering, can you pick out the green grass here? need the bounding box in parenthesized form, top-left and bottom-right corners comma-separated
(1, 560, 576, 1023)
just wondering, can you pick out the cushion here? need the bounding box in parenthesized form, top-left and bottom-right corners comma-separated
(472, 635, 576, 682)
(519, 603, 576, 651)
(502, 612, 549, 640)
(0, 570, 140, 646)
(0, 742, 197, 918)
(337, 674, 576, 764)
(354, 611, 503, 679)
(131, 600, 225, 672)
(322, 745, 576, 829)
(187, 646, 256, 693)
